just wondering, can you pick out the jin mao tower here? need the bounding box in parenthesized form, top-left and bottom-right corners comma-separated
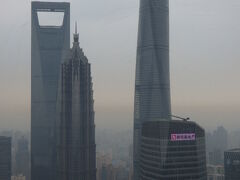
(57, 26, 96, 180)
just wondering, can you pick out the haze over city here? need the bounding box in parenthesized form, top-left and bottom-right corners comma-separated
(1, 0, 240, 132)
(0, 0, 240, 180)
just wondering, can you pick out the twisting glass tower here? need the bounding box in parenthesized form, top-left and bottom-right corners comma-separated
(133, 0, 171, 179)
(133, 1, 207, 179)
(56, 26, 96, 180)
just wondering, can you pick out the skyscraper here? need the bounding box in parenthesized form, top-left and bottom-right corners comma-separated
(133, 0, 207, 179)
(0, 136, 11, 180)
(140, 120, 207, 180)
(56, 27, 96, 180)
(31, 2, 70, 180)
(15, 136, 30, 180)
(224, 149, 240, 180)
(133, 0, 171, 178)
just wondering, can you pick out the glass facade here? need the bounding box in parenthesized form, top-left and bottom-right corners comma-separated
(31, 2, 70, 180)
(224, 149, 240, 180)
(133, 0, 171, 179)
(56, 32, 96, 180)
(140, 120, 207, 180)
(0, 136, 11, 180)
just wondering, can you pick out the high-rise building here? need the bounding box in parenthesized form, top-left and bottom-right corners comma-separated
(133, 0, 207, 179)
(56, 27, 96, 180)
(133, 0, 171, 178)
(140, 120, 207, 180)
(31, 2, 70, 180)
(224, 149, 240, 180)
(213, 127, 228, 156)
(15, 136, 30, 180)
(0, 136, 11, 180)
(207, 127, 228, 165)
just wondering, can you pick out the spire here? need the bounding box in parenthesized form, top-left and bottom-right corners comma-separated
(75, 21, 77, 34)
(74, 21, 79, 43)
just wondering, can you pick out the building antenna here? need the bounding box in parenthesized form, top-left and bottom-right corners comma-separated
(75, 21, 77, 34)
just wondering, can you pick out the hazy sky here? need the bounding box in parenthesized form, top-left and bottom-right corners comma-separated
(1, 0, 240, 131)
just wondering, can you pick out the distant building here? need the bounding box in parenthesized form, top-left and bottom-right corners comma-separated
(207, 165, 224, 180)
(209, 149, 222, 165)
(228, 130, 240, 149)
(15, 137, 29, 180)
(0, 136, 11, 180)
(56, 27, 96, 180)
(31, 2, 70, 180)
(97, 153, 114, 180)
(224, 149, 240, 180)
(113, 165, 129, 180)
(97, 153, 132, 180)
(11, 175, 26, 180)
(206, 127, 228, 165)
(140, 120, 207, 180)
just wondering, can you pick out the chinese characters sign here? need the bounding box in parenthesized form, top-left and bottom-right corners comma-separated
(171, 133, 196, 141)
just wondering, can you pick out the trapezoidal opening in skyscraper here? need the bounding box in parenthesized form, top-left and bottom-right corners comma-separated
(37, 11, 65, 27)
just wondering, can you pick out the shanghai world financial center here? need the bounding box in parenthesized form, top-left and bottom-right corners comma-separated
(31, 1, 207, 180)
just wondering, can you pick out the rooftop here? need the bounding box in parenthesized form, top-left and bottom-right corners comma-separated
(226, 148, 240, 153)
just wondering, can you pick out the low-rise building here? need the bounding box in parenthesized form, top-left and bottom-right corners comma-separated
(207, 165, 224, 180)
(11, 174, 26, 180)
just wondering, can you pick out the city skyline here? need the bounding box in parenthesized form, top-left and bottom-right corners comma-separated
(1, 0, 240, 132)
(0, 1, 240, 179)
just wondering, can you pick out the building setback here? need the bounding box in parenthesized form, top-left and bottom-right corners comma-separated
(56, 27, 96, 180)
(0, 136, 11, 180)
(31, 2, 70, 180)
(224, 149, 240, 180)
(133, 0, 171, 178)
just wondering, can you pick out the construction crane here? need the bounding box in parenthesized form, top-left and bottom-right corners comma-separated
(171, 115, 190, 121)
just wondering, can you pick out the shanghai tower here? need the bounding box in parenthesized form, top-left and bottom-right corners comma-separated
(133, 0, 171, 179)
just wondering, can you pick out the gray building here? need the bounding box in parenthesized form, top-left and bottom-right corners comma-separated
(56, 28, 96, 180)
(207, 127, 228, 165)
(0, 136, 11, 180)
(133, 0, 207, 179)
(133, 0, 171, 179)
(224, 149, 240, 180)
(31, 2, 70, 180)
(140, 120, 207, 180)
(15, 136, 30, 180)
